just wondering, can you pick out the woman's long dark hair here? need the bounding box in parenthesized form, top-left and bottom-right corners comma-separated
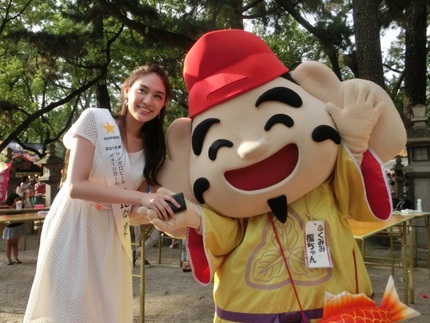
(114, 64, 172, 186)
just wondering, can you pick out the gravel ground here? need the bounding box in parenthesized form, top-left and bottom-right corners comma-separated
(1, 232, 429, 322)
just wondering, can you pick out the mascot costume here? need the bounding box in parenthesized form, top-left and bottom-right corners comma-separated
(140, 29, 418, 322)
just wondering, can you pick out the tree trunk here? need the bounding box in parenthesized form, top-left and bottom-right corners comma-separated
(352, 0, 385, 87)
(403, 1, 428, 124)
(96, 82, 111, 110)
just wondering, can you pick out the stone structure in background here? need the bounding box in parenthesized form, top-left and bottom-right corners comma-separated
(404, 104, 430, 265)
(35, 144, 64, 206)
(393, 155, 407, 207)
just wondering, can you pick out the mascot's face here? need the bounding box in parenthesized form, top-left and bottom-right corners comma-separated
(189, 76, 340, 219)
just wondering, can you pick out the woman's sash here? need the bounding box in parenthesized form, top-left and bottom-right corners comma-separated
(94, 108, 133, 263)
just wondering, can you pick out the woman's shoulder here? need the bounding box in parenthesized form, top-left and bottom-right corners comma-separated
(77, 108, 112, 118)
(79, 108, 105, 118)
(82, 108, 116, 126)
(86, 108, 112, 116)
(64, 109, 101, 147)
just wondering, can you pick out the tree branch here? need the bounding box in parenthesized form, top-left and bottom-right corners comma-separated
(96, 0, 195, 50)
(0, 73, 106, 152)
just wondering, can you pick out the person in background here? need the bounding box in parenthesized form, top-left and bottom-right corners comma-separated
(16, 175, 32, 198)
(2, 193, 26, 265)
(169, 238, 179, 249)
(22, 189, 33, 209)
(132, 226, 160, 267)
(24, 64, 180, 323)
(181, 238, 191, 272)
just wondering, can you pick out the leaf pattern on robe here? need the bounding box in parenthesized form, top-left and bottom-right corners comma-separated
(246, 207, 332, 289)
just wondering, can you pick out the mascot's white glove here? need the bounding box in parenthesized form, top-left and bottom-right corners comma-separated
(137, 187, 202, 236)
(129, 206, 151, 226)
(326, 80, 385, 163)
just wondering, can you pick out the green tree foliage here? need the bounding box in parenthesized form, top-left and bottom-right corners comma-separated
(0, 0, 428, 157)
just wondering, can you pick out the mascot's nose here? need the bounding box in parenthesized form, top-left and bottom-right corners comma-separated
(237, 141, 268, 159)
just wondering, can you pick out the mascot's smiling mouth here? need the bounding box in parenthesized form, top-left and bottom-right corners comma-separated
(224, 144, 298, 191)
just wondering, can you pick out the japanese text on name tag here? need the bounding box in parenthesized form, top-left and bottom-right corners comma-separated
(304, 220, 332, 268)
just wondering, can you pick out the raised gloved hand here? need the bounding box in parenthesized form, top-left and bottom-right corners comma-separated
(325, 80, 385, 163)
(137, 187, 202, 236)
(293, 61, 404, 163)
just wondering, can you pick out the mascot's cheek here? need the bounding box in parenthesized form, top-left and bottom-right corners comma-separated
(224, 144, 298, 191)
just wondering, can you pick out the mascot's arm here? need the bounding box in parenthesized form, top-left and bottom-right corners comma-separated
(188, 210, 243, 285)
(141, 188, 243, 284)
(336, 145, 392, 221)
(361, 150, 392, 220)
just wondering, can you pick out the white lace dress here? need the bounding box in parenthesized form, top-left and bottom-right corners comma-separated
(24, 109, 144, 323)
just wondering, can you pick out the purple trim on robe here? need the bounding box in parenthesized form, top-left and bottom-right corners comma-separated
(215, 305, 323, 323)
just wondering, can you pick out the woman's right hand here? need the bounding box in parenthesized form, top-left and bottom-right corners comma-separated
(139, 187, 202, 235)
(140, 192, 180, 221)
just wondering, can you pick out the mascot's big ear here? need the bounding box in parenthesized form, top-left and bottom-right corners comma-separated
(292, 61, 406, 163)
(158, 118, 198, 204)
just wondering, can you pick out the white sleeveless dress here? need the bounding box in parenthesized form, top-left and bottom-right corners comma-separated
(24, 109, 144, 323)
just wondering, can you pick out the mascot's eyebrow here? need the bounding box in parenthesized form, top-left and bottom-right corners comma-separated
(255, 87, 302, 108)
(192, 118, 220, 156)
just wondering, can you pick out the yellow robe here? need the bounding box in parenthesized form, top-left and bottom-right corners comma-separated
(188, 146, 392, 322)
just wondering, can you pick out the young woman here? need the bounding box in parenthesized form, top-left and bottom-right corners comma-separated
(24, 64, 180, 322)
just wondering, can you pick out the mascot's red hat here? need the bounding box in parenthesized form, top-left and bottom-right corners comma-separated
(183, 29, 289, 118)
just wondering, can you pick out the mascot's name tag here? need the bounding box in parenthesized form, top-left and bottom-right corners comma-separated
(304, 221, 333, 268)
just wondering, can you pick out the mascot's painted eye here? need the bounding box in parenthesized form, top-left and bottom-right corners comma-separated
(208, 139, 233, 161)
(265, 114, 294, 130)
(224, 144, 298, 190)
